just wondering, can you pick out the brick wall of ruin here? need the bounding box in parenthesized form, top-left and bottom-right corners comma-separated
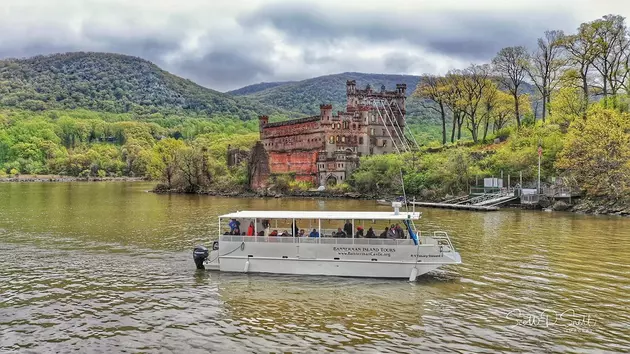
(260, 117, 325, 185)
(268, 151, 320, 183)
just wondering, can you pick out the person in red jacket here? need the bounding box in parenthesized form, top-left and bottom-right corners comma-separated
(247, 221, 255, 236)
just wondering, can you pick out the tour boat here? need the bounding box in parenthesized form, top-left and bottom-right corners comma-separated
(193, 203, 462, 280)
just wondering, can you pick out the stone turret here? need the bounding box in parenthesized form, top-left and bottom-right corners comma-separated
(396, 84, 407, 96)
(319, 104, 332, 120)
(346, 80, 358, 112)
(346, 80, 356, 94)
(258, 115, 269, 133)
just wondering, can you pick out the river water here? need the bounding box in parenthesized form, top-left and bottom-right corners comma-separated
(0, 182, 628, 353)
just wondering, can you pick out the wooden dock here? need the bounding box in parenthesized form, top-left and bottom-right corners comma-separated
(409, 202, 499, 211)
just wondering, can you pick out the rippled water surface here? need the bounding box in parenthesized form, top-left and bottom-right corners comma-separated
(1, 182, 629, 353)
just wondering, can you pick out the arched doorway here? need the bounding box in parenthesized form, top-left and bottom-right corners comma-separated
(326, 175, 338, 186)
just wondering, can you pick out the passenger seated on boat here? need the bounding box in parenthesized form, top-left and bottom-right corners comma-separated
(298, 229, 306, 237)
(229, 219, 240, 234)
(280, 230, 290, 237)
(355, 226, 364, 238)
(247, 222, 255, 236)
(366, 227, 376, 238)
(395, 223, 404, 239)
(387, 225, 398, 239)
(334, 228, 347, 238)
(257, 231, 264, 236)
(270, 230, 278, 236)
(343, 220, 352, 237)
(231, 227, 241, 235)
(309, 229, 319, 238)
(262, 220, 271, 236)
(379, 227, 388, 239)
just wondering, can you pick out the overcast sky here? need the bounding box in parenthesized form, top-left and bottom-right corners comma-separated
(1, 0, 629, 91)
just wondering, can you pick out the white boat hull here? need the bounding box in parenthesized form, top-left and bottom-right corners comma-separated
(217, 257, 449, 278)
(205, 236, 461, 279)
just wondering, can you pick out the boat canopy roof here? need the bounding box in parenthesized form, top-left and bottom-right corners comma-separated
(218, 210, 421, 220)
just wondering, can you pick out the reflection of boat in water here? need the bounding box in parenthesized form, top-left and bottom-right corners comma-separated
(212, 273, 437, 349)
(193, 203, 461, 281)
(376, 199, 390, 205)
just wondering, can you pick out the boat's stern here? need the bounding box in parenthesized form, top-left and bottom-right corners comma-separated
(193, 241, 220, 271)
(205, 251, 220, 271)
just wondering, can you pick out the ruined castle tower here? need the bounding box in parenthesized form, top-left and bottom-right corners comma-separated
(250, 81, 408, 190)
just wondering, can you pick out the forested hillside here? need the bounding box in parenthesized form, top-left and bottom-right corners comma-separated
(0, 52, 289, 120)
(227, 81, 295, 96)
(0, 108, 257, 187)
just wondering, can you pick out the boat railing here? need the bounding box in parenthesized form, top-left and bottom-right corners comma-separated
(429, 231, 455, 252)
(219, 233, 454, 248)
(262, 228, 413, 239)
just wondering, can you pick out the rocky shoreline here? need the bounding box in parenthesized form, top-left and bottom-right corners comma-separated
(151, 185, 382, 200)
(569, 198, 630, 216)
(151, 186, 630, 217)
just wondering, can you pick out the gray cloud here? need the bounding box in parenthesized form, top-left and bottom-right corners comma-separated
(80, 25, 183, 60)
(177, 51, 274, 90)
(238, 3, 574, 60)
(383, 53, 435, 74)
(0, 42, 78, 60)
(0, 0, 626, 91)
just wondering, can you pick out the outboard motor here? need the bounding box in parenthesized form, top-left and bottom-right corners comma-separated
(193, 245, 209, 269)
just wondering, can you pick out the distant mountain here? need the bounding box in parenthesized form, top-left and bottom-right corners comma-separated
(229, 72, 425, 116)
(0, 52, 288, 120)
(227, 81, 296, 96)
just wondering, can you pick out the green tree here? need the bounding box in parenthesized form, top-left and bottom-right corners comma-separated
(525, 30, 566, 121)
(149, 138, 186, 188)
(556, 107, 630, 197)
(493, 46, 530, 127)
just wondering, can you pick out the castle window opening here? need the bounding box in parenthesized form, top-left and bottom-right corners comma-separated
(359, 137, 364, 144)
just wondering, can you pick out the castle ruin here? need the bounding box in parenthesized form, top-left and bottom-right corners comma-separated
(232, 80, 409, 190)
